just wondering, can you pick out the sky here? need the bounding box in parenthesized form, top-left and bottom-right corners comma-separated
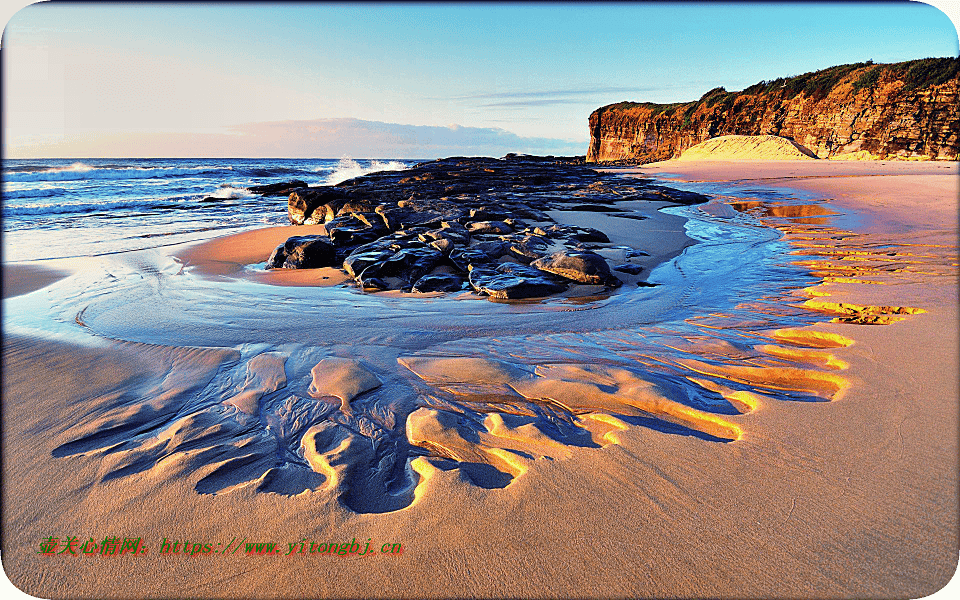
(2, 1, 958, 159)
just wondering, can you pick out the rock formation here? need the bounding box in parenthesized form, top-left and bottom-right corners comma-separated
(587, 57, 959, 162)
(255, 155, 708, 300)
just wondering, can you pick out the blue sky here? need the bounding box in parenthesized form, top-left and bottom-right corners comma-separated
(2, 2, 958, 158)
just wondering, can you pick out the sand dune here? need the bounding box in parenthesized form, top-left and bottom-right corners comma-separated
(678, 134, 818, 161)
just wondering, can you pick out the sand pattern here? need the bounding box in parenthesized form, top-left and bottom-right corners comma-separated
(27, 164, 948, 517)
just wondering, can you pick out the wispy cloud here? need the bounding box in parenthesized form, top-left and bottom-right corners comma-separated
(433, 86, 657, 110)
(445, 86, 653, 101)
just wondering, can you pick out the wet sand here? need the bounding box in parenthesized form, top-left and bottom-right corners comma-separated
(2, 264, 71, 299)
(3, 160, 957, 598)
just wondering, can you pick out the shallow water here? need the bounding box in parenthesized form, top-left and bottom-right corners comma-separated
(4, 167, 889, 513)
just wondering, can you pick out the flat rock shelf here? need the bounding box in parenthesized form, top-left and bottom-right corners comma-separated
(259, 155, 706, 299)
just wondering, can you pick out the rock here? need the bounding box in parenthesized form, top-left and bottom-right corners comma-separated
(469, 207, 509, 221)
(532, 250, 615, 285)
(288, 188, 349, 225)
(449, 247, 496, 271)
(613, 263, 644, 275)
(319, 214, 381, 246)
(343, 248, 396, 279)
(259, 154, 709, 299)
(368, 247, 444, 285)
(267, 236, 336, 269)
(376, 206, 445, 231)
(573, 227, 610, 243)
(466, 220, 513, 235)
(502, 234, 550, 263)
(411, 273, 466, 293)
(249, 180, 308, 195)
(468, 263, 568, 300)
(429, 238, 454, 254)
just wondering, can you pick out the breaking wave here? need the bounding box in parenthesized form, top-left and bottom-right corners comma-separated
(322, 158, 409, 186)
(4, 162, 228, 182)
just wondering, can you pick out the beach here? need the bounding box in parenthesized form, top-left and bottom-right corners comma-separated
(2, 158, 957, 598)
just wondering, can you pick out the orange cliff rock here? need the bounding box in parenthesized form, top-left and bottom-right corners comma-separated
(586, 58, 960, 163)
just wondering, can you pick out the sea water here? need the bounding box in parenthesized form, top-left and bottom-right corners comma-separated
(2, 157, 414, 261)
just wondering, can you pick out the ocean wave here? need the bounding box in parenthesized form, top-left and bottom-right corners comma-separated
(237, 166, 317, 178)
(2, 187, 66, 199)
(208, 184, 256, 200)
(1, 196, 197, 217)
(4, 163, 229, 183)
(323, 158, 409, 186)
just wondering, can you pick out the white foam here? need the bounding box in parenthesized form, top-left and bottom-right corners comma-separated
(2, 196, 189, 217)
(323, 158, 408, 186)
(208, 185, 255, 199)
(4, 164, 222, 183)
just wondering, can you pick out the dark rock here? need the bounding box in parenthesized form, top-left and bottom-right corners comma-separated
(429, 238, 454, 254)
(502, 234, 551, 263)
(260, 154, 706, 299)
(532, 250, 615, 285)
(411, 273, 466, 293)
(449, 246, 499, 271)
(376, 206, 446, 231)
(573, 227, 610, 243)
(343, 249, 396, 279)
(469, 207, 509, 221)
(249, 180, 308, 195)
(466, 221, 513, 235)
(337, 199, 381, 216)
(613, 263, 644, 275)
(468, 263, 568, 300)
(319, 215, 381, 246)
(267, 236, 336, 269)
(288, 188, 349, 225)
(371, 247, 444, 284)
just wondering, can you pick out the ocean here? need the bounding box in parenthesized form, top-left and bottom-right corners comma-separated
(2, 157, 417, 262)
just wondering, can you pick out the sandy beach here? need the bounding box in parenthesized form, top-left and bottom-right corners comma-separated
(3, 159, 957, 598)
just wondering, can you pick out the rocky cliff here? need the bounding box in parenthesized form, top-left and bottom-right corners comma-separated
(587, 57, 960, 162)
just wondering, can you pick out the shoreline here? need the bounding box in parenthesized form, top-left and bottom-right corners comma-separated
(3, 159, 958, 598)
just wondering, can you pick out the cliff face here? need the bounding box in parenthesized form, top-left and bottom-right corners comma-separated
(587, 58, 960, 162)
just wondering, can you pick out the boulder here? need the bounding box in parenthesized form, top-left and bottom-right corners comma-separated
(448, 242, 507, 272)
(368, 247, 444, 285)
(376, 206, 445, 231)
(266, 236, 337, 269)
(502, 234, 550, 263)
(411, 273, 466, 293)
(249, 180, 308, 195)
(288, 188, 348, 225)
(573, 227, 610, 243)
(468, 263, 567, 300)
(613, 263, 644, 275)
(466, 220, 513, 235)
(531, 250, 616, 285)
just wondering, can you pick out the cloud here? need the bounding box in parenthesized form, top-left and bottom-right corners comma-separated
(6, 118, 586, 159)
(439, 86, 657, 109)
(449, 86, 652, 100)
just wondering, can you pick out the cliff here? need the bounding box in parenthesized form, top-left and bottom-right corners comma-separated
(587, 57, 960, 162)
